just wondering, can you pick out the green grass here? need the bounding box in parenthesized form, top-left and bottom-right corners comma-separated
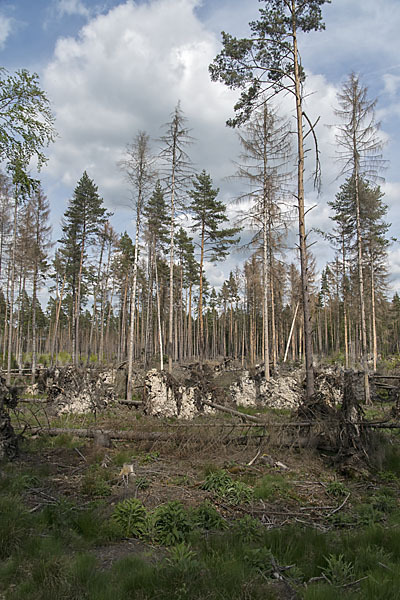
(2, 503, 400, 599)
(1, 433, 400, 599)
(253, 473, 293, 501)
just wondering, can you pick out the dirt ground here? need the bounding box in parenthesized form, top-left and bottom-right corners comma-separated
(12, 399, 387, 570)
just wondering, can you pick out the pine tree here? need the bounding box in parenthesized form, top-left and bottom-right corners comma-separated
(210, 0, 330, 398)
(331, 177, 389, 371)
(59, 172, 109, 365)
(189, 170, 240, 358)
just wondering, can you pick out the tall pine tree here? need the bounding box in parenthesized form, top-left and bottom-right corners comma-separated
(60, 172, 109, 365)
(210, 0, 331, 398)
(189, 170, 240, 358)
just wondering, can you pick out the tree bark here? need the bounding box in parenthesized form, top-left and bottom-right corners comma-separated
(292, 3, 314, 397)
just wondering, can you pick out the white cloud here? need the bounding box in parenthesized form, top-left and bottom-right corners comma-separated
(0, 14, 13, 49)
(40, 0, 399, 290)
(44, 0, 239, 211)
(383, 74, 400, 98)
(55, 0, 91, 18)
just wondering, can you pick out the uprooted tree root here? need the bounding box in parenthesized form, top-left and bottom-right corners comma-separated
(297, 370, 373, 474)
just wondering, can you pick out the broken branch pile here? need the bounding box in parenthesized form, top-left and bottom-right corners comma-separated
(0, 378, 19, 460)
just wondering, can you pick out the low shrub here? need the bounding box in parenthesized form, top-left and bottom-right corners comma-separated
(202, 469, 253, 505)
(151, 501, 192, 546)
(112, 498, 147, 538)
(191, 501, 227, 531)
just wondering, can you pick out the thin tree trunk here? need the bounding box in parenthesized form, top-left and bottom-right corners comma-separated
(31, 264, 38, 382)
(292, 2, 314, 398)
(7, 186, 19, 385)
(51, 273, 66, 367)
(99, 240, 112, 362)
(168, 171, 175, 373)
(155, 258, 164, 371)
(354, 169, 370, 402)
(198, 224, 206, 361)
(127, 202, 141, 400)
(284, 302, 299, 363)
(371, 263, 377, 372)
(87, 237, 105, 364)
(263, 215, 270, 380)
(75, 232, 86, 366)
(2, 259, 10, 369)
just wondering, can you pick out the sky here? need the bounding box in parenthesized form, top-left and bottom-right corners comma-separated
(0, 0, 399, 295)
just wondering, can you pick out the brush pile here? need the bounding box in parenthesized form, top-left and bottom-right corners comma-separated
(0, 378, 19, 460)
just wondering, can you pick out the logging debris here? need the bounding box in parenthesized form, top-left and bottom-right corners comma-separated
(0, 377, 19, 460)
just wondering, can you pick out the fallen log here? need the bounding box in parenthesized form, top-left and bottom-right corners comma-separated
(117, 399, 144, 406)
(373, 383, 397, 390)
(27, 426, 170, 442)
(201, 398, 264, 424)
(20, 398, 48, 403)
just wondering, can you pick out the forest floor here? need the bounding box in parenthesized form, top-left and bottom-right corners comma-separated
(1, 367, 400, 599)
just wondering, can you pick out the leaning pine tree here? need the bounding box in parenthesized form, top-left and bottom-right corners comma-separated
(209, 0, 331, 399)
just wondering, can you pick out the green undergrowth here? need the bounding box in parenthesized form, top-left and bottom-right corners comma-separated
(1, 433, 400, 599)
(2, 490, 400, 600)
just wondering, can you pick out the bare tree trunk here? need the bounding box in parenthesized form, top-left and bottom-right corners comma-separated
(187, 284, 192, 359)
(269, 252, 277, 371)
(31, 265, 38, 382)
(127, 204, 141, 400)
(371, 263, 377, 373)
(74, 233, 86, 366)
(284, 302, 299, 363)
(155, 258, 164, 371)
(99, 239, 112, 362)
(168, 172, 175, 373)
(354, 168, 370, 403)
(51, 273, 66, 367)
(144, 245, 154, 367)
(16, 272, 25, 374)
(7, 187, 19, 385)
(262, 215, 270, 380)
(197, 223, 206, 360)
(2, 260, 10, 369)
(342, 240, 349, 369)
(104, 279, 115, 362)
(87, 236, 105, 365)
(292, 4, 314, 398)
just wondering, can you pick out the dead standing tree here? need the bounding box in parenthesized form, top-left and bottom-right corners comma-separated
(233, 103, 293, 376)
(159, 103, 193, 373)
(118, 131, 156, 401)
(335, 73, 387, 403)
